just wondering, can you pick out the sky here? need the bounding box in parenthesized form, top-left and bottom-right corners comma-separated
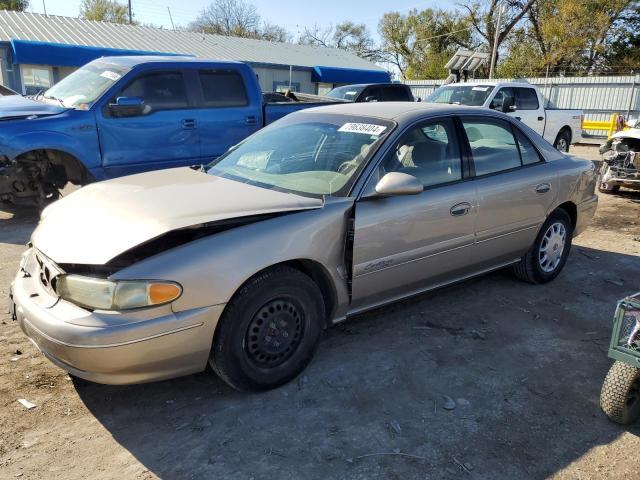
(28, 0, 456, 42)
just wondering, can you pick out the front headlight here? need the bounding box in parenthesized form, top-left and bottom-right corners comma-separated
(55, 275, 182, 311)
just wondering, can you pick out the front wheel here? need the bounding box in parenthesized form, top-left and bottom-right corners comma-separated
(600, 361, 640, 425)
(209, 266, 325, 392)
(513, 209, 573, 284)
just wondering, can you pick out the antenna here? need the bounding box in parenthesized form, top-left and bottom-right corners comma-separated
(444, 49, 489, 84)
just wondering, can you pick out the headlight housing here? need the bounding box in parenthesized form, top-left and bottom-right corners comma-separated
(55, 275, 182, 311)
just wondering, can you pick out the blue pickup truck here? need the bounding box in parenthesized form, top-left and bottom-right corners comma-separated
(0, 56, 340, 205)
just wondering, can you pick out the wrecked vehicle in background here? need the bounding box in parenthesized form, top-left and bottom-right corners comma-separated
(0, 56, 344, 206)
(10, 103, 598, 392)
(598, 123, 640, 194)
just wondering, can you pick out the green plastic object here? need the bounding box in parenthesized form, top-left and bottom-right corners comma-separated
(608, 292, 640, 368)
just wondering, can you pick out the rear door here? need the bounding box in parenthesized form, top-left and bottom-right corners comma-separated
(192, 68, 262, 162)
(97, 69, 200, 177)
(460, 115, 557, 269)
(350, 117, 477, 310)
(512, 87, 545, 135)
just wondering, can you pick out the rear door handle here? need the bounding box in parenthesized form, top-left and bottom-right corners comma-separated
(245, 115, 258, 126)
(535, 183, 551, 194)
(450, 202, 471, 216)
(182, 118, 196, 129)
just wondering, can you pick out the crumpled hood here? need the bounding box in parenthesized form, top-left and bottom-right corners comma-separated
(33, 167, 323, 265)
(0, 95, 67, 120)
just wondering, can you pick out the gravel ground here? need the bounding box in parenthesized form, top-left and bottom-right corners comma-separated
(1, 144, 640, 479)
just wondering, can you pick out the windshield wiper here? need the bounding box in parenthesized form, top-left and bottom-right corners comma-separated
(43, 95, 66, 108)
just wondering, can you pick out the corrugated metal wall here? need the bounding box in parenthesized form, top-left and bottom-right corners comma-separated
(406, 75, 640, 137)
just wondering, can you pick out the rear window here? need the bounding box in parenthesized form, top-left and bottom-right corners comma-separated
(383, 87, 411, 101)
(199, 70, 248, 107)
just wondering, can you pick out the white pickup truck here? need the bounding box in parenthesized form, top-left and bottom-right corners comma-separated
(426, 81, 583, 152)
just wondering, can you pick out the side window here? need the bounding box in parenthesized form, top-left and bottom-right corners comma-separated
(380, 118, 462, 187)
(462, 118, 521, 175)
(118, 71, 188, 111)
(363, 86, 383, 102)
(199, 70, 249, 107)
(515, 88, 539, 110)
(514, 128, 543, 165)
(489, 87, 514, 111)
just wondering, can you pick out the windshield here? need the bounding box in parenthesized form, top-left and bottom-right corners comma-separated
(426, 85, 495, 106)
(325, 85, 366, 102)
(41, 61, 130, 109)
(208, 114, 394, 197)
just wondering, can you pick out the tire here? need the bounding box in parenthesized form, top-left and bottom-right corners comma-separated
(600, 361, 640, 425)
(513, 209, 573, 284)
(209, 266, 325, 392)
(553, 130, 571, 153)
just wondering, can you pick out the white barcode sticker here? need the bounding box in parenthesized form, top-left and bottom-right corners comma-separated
(472, 86, 490, 91)
(100, 70, 122, 81)
(338, 123, 387, 135)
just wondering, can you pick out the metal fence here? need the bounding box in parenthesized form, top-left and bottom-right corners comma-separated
(405, 75, 640, 138)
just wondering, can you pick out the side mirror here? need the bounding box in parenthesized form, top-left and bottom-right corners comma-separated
(374, 172, 423, 197)
(502, 97, 516, 113)
(363, 96, 378, 102)
(109, 96, 145, 117)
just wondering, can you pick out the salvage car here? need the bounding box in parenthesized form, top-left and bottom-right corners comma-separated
(598, 125, 640, 194)
(0, 56, 343, 206)
(10, 102, 598, 392)
(425, 81, 583, 152)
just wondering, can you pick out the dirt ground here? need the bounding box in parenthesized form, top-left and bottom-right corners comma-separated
(1, 144, 640, 480)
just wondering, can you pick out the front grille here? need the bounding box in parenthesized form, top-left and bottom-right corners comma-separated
(34, 250, 64, 297)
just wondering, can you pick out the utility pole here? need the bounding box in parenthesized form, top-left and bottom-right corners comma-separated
(128, 0, 132, 24)
(489, 2, 505, 80)
(42, 0, 47, 16)
(167, 7, 175, 31)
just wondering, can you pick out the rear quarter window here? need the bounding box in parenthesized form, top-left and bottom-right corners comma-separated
(199, 70, 248, 107)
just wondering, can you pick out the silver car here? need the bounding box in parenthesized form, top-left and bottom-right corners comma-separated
(10, 103, 598, 391)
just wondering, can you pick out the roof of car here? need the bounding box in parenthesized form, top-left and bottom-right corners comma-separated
(297, 101, 500, 124)
(439, 81, 536, 89)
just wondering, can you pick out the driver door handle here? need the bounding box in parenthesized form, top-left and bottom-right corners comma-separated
(450, 202, 471, 216)
(535, 183, 551, 194)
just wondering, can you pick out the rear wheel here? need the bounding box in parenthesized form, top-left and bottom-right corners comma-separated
(553, 130, 571, 153)
(513, 209, 573, 284)
(209, 266, 325, 392)
(600, 361, 640, 425)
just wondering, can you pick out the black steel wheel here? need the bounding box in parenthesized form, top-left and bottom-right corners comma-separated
(209, 266, 324, 392)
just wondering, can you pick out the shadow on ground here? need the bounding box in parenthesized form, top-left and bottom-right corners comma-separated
(0, 206, 37, 246)
(74, 245, 640, 479)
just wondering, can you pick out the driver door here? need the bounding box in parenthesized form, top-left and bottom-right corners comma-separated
(350, 118, 477, 311)
(96, 69, 201, 178)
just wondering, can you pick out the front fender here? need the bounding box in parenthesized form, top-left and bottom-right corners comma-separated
(112, 200, 354, 320)
(5, 130, 101, 171)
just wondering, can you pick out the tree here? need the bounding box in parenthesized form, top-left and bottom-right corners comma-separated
(378, 8, 473, 79)
(189, 0, 290, 42)
(80, 0, 131, 24)
(499, 0, 637, 76)
(299, 21, 380, 61)
(460, 0, 537, 66)
(0, 0, 29, 10)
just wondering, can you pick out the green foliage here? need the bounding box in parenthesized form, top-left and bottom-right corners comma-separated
(0, 0, 29, 10)
(378, 8, 473, 79)
(80, 0, 132, 24)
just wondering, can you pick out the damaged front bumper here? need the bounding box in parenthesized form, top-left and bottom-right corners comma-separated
(11, 248, 224, 384)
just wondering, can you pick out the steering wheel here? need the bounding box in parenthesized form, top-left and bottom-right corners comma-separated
(335, 152, 360, 175)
